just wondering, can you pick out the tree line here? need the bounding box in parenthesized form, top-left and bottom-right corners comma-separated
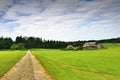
(0, 36, 120, 49)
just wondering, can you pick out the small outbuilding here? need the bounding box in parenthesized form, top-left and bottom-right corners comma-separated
(83, 42, 102, 49)
(66, 45, 80, 50)
(66, 45, 74, 50)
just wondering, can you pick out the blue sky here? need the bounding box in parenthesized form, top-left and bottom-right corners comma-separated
(0, 0, 120, 41)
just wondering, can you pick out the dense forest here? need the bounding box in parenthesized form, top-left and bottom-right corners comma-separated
(0, 36, 120, 49)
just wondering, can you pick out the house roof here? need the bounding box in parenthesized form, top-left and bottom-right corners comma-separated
(83, 42, 97, 47)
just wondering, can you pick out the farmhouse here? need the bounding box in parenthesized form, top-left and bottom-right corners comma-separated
(83, 42, 102, 49)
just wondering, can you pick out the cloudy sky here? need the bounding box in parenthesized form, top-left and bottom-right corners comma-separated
(0, 0, 120, 41)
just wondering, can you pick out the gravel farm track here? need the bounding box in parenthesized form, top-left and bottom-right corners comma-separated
(0, 51, 52, 80)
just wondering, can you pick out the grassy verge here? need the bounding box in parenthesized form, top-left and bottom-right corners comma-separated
(0, 50, 25, 77)
(32, 47, 120, 80)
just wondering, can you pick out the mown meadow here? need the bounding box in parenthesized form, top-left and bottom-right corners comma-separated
(32, 43, 120, 80)
(0, 51, 25, 77)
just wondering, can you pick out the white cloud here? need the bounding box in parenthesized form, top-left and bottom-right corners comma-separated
(0, 0, 13, 11)
(0, 0, 120, 41)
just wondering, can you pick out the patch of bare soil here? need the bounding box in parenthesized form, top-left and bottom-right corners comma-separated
(0, 51, 52, 80)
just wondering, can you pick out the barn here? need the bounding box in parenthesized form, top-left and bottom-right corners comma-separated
(83, 42, 102, 49)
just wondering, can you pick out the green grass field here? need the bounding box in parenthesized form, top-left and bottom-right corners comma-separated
(32, 43, 120, 80)
(0, 50, 25, 77)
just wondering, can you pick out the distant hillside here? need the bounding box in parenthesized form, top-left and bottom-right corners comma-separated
(102, 43, 120, 48)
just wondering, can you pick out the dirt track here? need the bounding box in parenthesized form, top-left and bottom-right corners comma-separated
(0, 51, 52, 80)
